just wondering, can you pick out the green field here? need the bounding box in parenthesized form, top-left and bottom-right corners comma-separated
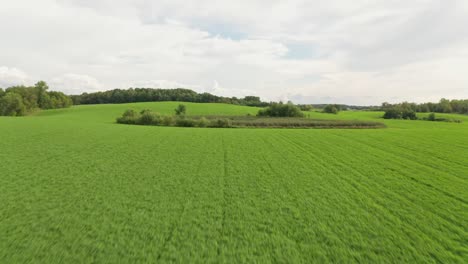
(1, 102, 467, 263)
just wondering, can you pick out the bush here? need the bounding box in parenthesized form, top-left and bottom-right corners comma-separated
(138, 110, 163, 125)
(209, 118, 232, 128)
(175, 117, 196, 127)
(383, 108, 401, 119)
(428, 113, 436, 121)
(0, 92, 26, 116)
(401, 110, 417, 120)
(383, 107, 418, 120)
(162, 116, 175, 126)
(323, 104, 340, 114)
(197, 117, 209, 127)
(175, 104, 186, 116)
(257, 102, 304, 117)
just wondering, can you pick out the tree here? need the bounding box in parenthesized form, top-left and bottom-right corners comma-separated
(35, 81, 52, 109)
(323, 104, 339, 114)
(257, 102, 304, 117)
(175, 104, 186, 116)
(383, 108, 401, 119)
(0, 92, 26, 116)
(0, 88, 5, 98)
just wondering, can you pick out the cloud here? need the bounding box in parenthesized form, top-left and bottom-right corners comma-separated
(0, 67, 30, 87)
(0, 0, 467, 104)
(127, 80, 200, 89)
(50, 74, 103, 94)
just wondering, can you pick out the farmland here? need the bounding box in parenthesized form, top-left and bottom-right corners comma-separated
(0, 102, 467, 263)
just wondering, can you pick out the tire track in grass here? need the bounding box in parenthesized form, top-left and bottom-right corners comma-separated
(272, 132, 459, 262)
(328, 131, 468, 204)
(155, 133, 206, 261)
(292, 131, 466, 233)
(268, 132, 407, 261)
(280, 132, 465, 261)
(256, 135, 330, 262)
(336, 131, 468, 182)
(217, 134, 228, 259)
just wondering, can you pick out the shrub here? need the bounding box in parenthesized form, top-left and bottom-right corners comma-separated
(323, 104, 339, 114)
(197, 117, 209, 127)
(175, 117, 196, 127)
(162, 116, 175, 126)
(0, 92, 26, 116)
(401, 110, 417, 120)
(257, 102, 304, 117)
(175, 104, 186, 116)
(428, 113, 436, 121)
(383, 108, 401, 119)
(209, 118, 232, 128)
(136, 110, 162, 125)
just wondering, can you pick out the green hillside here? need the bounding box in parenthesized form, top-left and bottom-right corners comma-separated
(1, 102, 467, 263)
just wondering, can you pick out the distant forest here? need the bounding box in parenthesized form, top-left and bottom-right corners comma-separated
(0, 81, 72, 116)
(379, 99, 468, 115)
(70, 88, 270, 107)
(1, 82, 467, 116)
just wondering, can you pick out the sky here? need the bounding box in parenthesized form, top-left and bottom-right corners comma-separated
(0, 0, 467, 105)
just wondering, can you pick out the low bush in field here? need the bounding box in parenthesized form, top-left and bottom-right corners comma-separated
(116, 109, 385, 129)
(257, 102, 304, 117)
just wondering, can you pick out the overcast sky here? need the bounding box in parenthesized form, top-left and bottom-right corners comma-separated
(1, 0, 467, 104)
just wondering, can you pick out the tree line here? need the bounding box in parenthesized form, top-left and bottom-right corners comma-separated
(380, 98, 468, 115)
(0, 81, 72, 116)
(70, 88, 270, 107)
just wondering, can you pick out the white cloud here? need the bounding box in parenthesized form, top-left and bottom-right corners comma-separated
(0, 0, 467, 104)
(50, 74, 103, 94)
(0, 67, 31, 87)
(127, 80, 200, 90)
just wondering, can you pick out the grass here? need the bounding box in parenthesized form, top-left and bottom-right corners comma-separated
(0, 102, 467, 262)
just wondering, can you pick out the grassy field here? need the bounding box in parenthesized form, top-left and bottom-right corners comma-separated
(0, 102, 467, 263)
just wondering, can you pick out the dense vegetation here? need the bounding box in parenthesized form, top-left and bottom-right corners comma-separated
(1, 101, 466, 262)
(70, 88, 270, 107)
(382, 102, 463, 122)
(116, 108, 384, 129)
(322, 104, 341, 114)
(0, 81, 72, 116)
(381, 98, 468, 114)
(257, 102, 304, 117)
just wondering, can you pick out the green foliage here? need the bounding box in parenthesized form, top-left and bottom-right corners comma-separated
(175, 104, 186, 116)
(162, 115, 175, 126)
(381, 98, 468, 114)
(323, 104, 340, 114)
(209, 118, 232, 128)
(298, 104, 313, 111)
(0, 81, 72, 116)
(135, 110, 163, 125)
(0, 92, 26, 116)
(383, 103, 417, 120)
(175, 117, 196, 127)
(257, 102, 304, 117)
(70, 88, 270, 107)
(197, 117, 209, 127)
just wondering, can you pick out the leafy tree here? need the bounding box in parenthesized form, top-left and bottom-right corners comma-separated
(323, 104, 340, 114)
(0, 88, 5, 98)
(35, 81, 52, 109)
(0, 92, 26, 116)
(257, 102, 304, 117)
(0, 81, 72, 116)
(383, 108, 402, 119)
(175, 104, 186, 116)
